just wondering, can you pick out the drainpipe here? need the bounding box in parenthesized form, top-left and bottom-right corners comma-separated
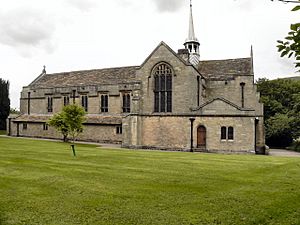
(254, 118, 259, 153)
(72, 90, 76, 104)
(8, 118, 11, 136)
(17, 123, 20, 137)
(189, 118, 195, 152)
(28, 92, 31, 115)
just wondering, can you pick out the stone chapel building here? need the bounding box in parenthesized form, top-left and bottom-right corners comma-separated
(8, 3, 265, 153)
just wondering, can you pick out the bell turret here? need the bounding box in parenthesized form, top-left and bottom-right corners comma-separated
(184, 0, 200, 66)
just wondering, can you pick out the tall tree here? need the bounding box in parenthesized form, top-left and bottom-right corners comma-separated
(257, 78, 300, 147)
(0, 79, 10, 130)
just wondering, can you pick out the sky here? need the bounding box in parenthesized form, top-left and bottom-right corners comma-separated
(0, 0, 299, 109)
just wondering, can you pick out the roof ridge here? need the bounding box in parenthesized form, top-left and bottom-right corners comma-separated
(46, 65, 140, 76)
(200, 57, 251, 62)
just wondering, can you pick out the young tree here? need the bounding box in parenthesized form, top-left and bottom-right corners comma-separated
(0, 79, 10, 130)
(62, 104, 86, 144)
(48, 113, 69, 142)
(48, 104, 86, 155)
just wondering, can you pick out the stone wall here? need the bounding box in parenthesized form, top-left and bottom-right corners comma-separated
(137, 44, 203, 114)
(124, 115, 258, 153)
(9, 122, 122, 143)
(206, 76, 263, 116)
(20, 83, 139, 115)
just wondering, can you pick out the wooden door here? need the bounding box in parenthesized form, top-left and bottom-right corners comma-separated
(197, 126, 206, 148)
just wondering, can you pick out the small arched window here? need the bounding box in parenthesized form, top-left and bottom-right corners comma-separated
(221, 127, 227, 140)
(153, 63, 172, 112)
(228, 127, 234, 140)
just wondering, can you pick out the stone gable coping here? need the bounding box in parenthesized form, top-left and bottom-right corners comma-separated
(190, 97, 255, 112)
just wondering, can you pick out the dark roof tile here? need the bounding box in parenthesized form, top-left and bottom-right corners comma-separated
(30, 66, 140, 88)
(198, 58, 253, 80)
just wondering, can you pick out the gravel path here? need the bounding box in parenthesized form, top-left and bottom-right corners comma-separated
(269, 148, 300, 157)
(2, 135, 300, 156)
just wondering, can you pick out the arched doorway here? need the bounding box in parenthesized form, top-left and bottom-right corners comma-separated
(197, 126, 206, 149)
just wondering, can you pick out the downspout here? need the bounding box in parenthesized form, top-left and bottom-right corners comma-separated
(254, 118, 259, 153)
(17, 122, 20, 137)
(189, 118, 195, 152)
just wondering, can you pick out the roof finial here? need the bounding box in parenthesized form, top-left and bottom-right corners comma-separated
(190, 0, 192, 7)
(250, 45, 254, 75)
(42, 65, 46, 74)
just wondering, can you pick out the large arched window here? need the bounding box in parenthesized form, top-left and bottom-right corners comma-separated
(153, 63, 172, 112)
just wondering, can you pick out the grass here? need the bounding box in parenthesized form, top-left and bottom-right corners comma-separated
(0, 137, 300, 225)
(0, 130, 6, 135)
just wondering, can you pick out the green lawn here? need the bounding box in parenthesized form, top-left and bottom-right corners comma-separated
(0, 137, 300, 225)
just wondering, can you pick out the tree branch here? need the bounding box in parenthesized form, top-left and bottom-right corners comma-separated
(271, 0, 300, 3)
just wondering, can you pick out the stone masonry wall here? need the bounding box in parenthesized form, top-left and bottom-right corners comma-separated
(137, 44, 202, 114)
(20, 84, 138, 115)
(206, 76, 263, 116)
(124, 115, 256, 152)
(9, 122, 122, 143)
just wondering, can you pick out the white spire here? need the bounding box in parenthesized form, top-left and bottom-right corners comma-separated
(184, 0, 200, 66)
(187, 0, 198, 42)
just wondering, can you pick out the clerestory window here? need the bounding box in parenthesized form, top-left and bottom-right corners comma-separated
(81, 95, 88, 112)
(63, 96, 70, 106)
(101, 94, 109, 112)
(47, 96, 53, 113)
(153, 63, 172, 113)
(122, 93, 130, 113)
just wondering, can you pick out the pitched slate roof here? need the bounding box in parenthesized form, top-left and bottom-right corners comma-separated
(198, 58, 253, 80)
(29, 66, 140, 88)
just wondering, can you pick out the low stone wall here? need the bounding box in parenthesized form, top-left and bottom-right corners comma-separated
(9, 122, 122, 144)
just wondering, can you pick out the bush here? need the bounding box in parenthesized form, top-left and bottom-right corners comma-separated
(287, 140, 300, 152)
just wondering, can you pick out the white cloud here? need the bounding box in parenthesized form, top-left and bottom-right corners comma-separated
(0, 0, 98, 57)
(151, 0, 185, 12)
(0, 6, 56, 56)
(65, 0, 98, 12)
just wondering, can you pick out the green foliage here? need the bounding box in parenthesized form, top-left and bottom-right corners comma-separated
(288, 140, 300, 151)
(265, 113, 294, 146)
(48, 113, 69, 142)
(0, 78, 10, 130)
(257, 78, 300, 147)
(48, 104, 86, 142)
(277, 1, 300, 72)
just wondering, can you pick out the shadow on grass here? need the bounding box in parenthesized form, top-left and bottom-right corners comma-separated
(0, 213, 6, 225)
